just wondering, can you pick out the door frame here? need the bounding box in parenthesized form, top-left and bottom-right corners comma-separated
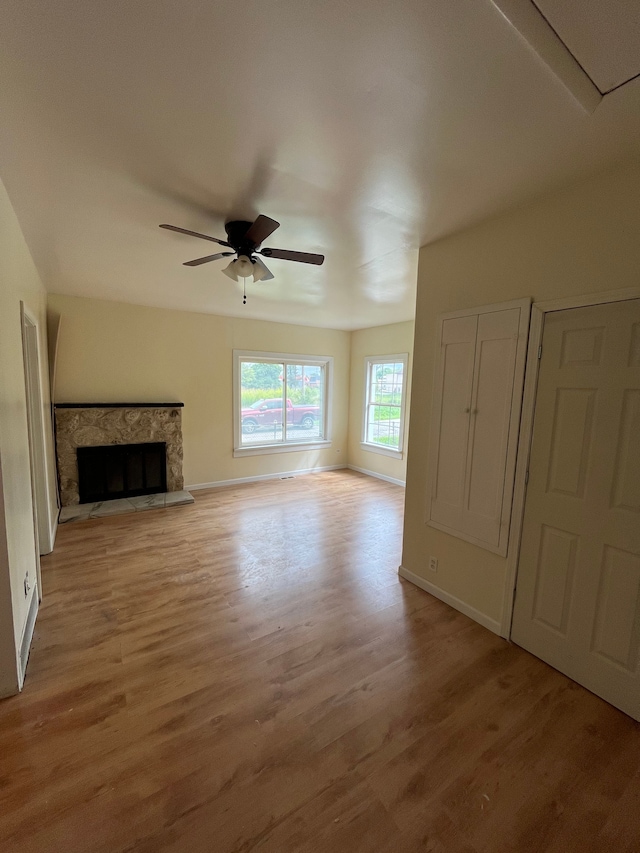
(20, 304, 54, 572)
(502, 286, 640, 638)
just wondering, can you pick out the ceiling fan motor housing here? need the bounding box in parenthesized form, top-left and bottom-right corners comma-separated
(224, 220, 260, 255)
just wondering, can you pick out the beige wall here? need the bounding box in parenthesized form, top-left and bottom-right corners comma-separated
(48, 294, 351, 487)
(0, 176, 57, 696)
(403, 158, 640, 627)
(348, 321, 414, 484)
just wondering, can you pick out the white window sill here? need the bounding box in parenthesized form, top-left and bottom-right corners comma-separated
(360, 442, 403, 459)
(234, 440, 331, 458)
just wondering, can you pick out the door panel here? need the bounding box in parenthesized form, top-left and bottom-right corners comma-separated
(512, 299, 640, 720)
(463, 308, 520, 546)
(629, 322, 640, 366)
(545, 387, 596, 498)
(592, 546, 640, 672)
(430, 315, 477, 531)
(532, 524, 577, 636)
(611, 390, 640, 513)
(559, 324, 605, 367)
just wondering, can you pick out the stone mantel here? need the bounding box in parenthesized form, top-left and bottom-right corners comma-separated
(55, 402, 184, 409)
(54, 404, 184, 506)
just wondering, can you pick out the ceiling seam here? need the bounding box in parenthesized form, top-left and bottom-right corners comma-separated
(530, 0, 604, 96)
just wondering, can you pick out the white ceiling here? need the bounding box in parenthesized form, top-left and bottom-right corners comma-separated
(1, 0, 640, 330)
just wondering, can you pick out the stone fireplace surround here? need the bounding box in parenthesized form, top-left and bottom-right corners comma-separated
(54, 403, 184, 507)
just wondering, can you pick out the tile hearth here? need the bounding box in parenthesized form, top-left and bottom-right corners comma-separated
(59, 490, 194, 523)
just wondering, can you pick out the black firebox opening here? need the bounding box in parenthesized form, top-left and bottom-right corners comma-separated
(77, 442, 167, 504)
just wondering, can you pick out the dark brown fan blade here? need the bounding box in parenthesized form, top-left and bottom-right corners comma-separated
(260, 247, 324, 265)
(183, 252, 234, 266)
(160, 224, 230, 246)
(244, 215, 280, 246)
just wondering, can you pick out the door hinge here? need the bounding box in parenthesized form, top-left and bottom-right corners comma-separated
(537, 345, 542, 360)
(525, 469, 529, 485)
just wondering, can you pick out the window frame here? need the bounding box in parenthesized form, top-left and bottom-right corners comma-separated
(361, 353, 409, 459)
(233, 349, 333, 457)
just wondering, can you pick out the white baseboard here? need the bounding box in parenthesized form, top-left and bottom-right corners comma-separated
(18, 590, 39, 688)
(347, 464, 405, 487)
(187, 464, 347, 491)
(398, 565, 501, 636)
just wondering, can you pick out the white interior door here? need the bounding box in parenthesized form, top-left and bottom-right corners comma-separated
(512, 299, 640, 720)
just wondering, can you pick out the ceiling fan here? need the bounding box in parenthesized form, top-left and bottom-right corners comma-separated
(160, 215, 324, 303)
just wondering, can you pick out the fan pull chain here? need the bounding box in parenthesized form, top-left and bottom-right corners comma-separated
(243, 279, 247, 305)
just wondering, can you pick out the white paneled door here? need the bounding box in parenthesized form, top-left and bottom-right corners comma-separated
(512, 299, 640, 720)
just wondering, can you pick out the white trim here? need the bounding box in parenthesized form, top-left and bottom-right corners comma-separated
(502, 287, 640, 639)
(359, 442, 403, 460)
(362, 353, 408, 457)
(488, 0, 602, 112)
(534, 287, 640, 313)
(234, 440, 331, 458)
(500, 305, 544, 636)
(431, 296, 532, 321)
(398, 565, 501, 636)
(0, 460, 20, 698)
(347, 464, 405, 487)
(233, 349, 333, 363)
(21, 306, 54, 553)
(426, 518, 514, 557)
(20, 304, 54, 607)
(187, 464, 346, 491)
(233, 349, 333, 452)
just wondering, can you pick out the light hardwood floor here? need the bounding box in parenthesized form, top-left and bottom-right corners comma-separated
(1, 470, 639, 852)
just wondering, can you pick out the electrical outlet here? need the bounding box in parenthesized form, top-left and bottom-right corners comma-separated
(429, 557, 438, 573)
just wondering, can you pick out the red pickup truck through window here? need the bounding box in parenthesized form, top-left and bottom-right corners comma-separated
(241, 398, 320, 434)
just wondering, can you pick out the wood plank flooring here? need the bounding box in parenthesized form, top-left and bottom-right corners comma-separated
(1, 470, 639, 852)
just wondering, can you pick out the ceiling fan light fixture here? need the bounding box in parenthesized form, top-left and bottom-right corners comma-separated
(251, 261, 267, 283)
(222, 259, 239, 281)
(223, 255, 270, 284)
(235, 255, 255, 279)
(222, 256, 255, 281)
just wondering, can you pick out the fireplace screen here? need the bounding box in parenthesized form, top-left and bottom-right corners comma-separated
(77, 442, 167, 504)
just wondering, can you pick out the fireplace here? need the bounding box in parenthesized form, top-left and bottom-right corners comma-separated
(77, 442, 167, 504)
(54, 403, 184, 506)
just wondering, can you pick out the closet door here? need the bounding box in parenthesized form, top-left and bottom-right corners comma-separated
(429, 314, 478, 533)
(427, 299, 530, 556)
(511, 300, 640, 720)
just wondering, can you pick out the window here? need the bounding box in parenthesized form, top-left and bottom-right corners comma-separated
(362, 354, 408, 457)
(234, 350, 332, 455)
